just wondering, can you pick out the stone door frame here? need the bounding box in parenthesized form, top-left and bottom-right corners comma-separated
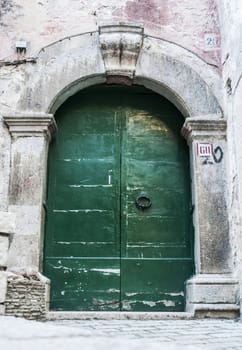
(1, 23, 239, 318)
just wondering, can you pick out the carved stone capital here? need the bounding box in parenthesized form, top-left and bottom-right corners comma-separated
(3, 113, 57, 139)
(99, 23, 144, 78)
(182, 116, 227, 142)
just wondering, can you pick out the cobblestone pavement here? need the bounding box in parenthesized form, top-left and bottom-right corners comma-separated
(1, 316, 242, 350)
(52, 319, 242, 350)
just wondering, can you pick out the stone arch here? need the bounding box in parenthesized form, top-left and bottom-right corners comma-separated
(13, 24, 222, 119)
(3, 23, 240, 319)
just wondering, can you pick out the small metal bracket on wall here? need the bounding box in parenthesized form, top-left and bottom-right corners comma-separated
(16, 41, 27, 56)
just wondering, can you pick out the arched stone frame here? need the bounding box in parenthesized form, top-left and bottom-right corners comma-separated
(2, 23, 239, 318)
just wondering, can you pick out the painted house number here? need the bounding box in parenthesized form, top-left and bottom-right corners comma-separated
(204, 33, 219, 49)
(197, 143, 224, 165)
(197, 143, 213, 157)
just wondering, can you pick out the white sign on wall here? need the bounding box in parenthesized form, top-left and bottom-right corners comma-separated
(197, 143, 213, 157)
(204, 33, 220, 50)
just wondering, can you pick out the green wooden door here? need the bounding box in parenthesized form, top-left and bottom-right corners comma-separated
(44, 86, 193, 311)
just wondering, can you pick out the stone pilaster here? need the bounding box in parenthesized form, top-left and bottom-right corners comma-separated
(0, 212, 15, 315)
(3, 113, 56, 273)
(182, 116, 239, 317)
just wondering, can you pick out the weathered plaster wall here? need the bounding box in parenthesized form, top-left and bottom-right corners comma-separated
(0, 0, 223, 114)
(1, 0, 241, 318)
(218, 1, 242, 305)
(0, 0, 221, 67)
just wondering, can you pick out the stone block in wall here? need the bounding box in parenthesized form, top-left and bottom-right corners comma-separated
(0, 211, 16, 268)
(0, 272, 7, 303)
(186, 274, 240, 317)
(0, 272, 7, 315)
(0, 234, 10, 267)
(7, 233, 40, 272)
(0, 212, 16, 234)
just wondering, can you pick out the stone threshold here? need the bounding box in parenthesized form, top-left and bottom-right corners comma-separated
(47, 311, 194, 320)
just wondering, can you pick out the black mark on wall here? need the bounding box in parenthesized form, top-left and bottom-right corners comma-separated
(202, 157, 213, 165)
(0, 0, 13, 21)
(201, 145, 224, 165)
(0, 1, 22, 27)
(213, 146, 223, 163)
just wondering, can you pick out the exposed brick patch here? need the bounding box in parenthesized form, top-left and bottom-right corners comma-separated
(5, 275, 48, 320)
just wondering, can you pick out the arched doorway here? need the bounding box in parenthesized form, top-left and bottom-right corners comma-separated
(44, 85, 194, 311)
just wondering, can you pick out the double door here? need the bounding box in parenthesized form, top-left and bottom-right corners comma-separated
(44, 87, 193, 311)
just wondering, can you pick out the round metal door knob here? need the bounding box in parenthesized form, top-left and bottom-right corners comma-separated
(135, 193, 152, 210)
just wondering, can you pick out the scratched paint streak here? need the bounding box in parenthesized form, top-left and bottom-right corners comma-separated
(164, 292, 184, 297)
(108, 288, 120, 293)
(126, 244, 184, 248)
(50, 264, 73, 273)
(56, 242, 114, 245)
(142, 301, 157, 307)
(122, 299, 176, 309)
(125, 292, 138, 296)
(56, 241, 71, 245)
(69, 184, 112, 188)
(77, 268, 88, 273)
(49, 264, 62, 269)
(92, 299, 119, 308)
(53, 209, 108, 213)
(90, 268, 120, 274)
(161, 300, 176, 307)
(122, 300, 159, 309)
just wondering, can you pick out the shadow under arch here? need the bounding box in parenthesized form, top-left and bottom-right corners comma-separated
(48, 75, 193, 119)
